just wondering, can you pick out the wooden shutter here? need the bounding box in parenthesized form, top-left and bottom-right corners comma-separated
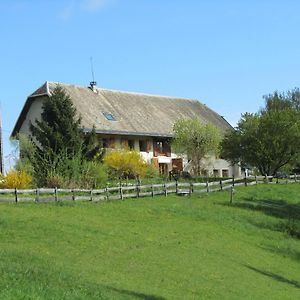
(121, 139, 128, 149)
(152, 158, 159, 170)
(146, 140, 151, 153)
(109, 138, 115, 149)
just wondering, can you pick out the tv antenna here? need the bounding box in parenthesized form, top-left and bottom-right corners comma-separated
(90, 56, 97, 87)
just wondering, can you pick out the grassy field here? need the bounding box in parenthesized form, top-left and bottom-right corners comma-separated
(0, 184, 300, 299)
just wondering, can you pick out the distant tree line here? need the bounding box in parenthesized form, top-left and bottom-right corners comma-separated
(221, 88, 300, 176)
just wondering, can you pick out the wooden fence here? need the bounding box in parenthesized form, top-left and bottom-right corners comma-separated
(0, 174, 300, 203)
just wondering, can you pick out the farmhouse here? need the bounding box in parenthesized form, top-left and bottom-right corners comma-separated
(12, 81, 240, 177)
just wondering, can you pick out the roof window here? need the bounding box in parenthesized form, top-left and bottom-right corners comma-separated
(103, 112, 116, 121)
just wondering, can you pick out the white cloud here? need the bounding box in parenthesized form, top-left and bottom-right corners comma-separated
(58, 1, 76, 21)
(58, 0, 113, 20)
(81, 0, 112, 13)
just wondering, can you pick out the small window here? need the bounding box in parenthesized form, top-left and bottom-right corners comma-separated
(222, 169, 229, 178)
(213, 169, 220, 177)
(139, 140, 147, 152)
(128, 140, 135, 150)
(103, 112, 116, 121)
(102, 138, 109, 148)
(155, 141, 163, 152)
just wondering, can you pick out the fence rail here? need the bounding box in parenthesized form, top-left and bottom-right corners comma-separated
(1, 174, 300, 203)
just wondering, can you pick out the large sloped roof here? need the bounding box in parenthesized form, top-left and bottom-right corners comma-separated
(12, 81, 232, 138)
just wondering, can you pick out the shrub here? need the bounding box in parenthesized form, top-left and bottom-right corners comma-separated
(1, 170, 32, 189)
(104, 150, 147, 179)
(145, 163, 159, 179)
(46, 173, 66, 188)
(81, 161, 108, 188)
(44, 159, 108, 189)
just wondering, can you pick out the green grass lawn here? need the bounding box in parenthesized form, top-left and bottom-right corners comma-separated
(0, 184, 300, 299)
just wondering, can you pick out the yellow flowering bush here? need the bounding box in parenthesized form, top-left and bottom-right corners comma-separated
(1, 170, 32, 189)
(104, 150, 147, 179)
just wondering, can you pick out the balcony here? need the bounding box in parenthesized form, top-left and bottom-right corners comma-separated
(153, 140, 171, 157)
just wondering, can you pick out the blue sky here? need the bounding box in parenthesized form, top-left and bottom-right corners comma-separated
(1, 0, 300, 169)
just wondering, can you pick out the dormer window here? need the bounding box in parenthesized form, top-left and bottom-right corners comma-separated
(103, 112, 116, 121)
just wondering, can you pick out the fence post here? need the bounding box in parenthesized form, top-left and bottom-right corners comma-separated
(136, 182, 140, 198)
(189, 182, 193, 196)
(220, 179, 223, 191)
(105, 185, 109, 201)
(175, 179, 178, 194)
(90, 189, 93, 201)
(164, 182, 167, 197)
(72, 189, 75, 201)
(230, 186, 233, 204)
(54, 187, 58, 201)
(232, 175, 235, 187)
(151, 184, 154, 198)
(294, 173, 297, 183)
(244, 173, 247, 187)
(265, 174, 268, 184)
(119, 183, 123, 200)
(206, 180, 209, 193)
(15, 188, 18, 203)
(276, 176, 279, 184)
(35, 188, 39, 202)
(255, 175, 258, 185)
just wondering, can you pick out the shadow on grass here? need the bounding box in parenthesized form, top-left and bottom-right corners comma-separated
(106, 286, 166, 300)
(243, 264, 300, 289)
(221, 197, 300, 239)
(229, 197, 300, 220)
(259, 244, 300, 262)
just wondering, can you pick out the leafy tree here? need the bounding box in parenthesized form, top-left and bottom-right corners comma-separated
(263, 88, 300, 111)
(172, 119, 221, 176)
(14, 133, 36, 176)
(221, 89, 300, 176)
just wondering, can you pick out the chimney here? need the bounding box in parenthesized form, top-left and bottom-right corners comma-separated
(89, 81, 97, 93)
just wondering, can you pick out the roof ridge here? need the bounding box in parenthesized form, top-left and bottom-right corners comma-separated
(98, 88, 199, 102)
(47, 81, 200, 102)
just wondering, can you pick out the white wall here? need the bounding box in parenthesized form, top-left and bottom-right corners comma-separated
(19, 97, 44, 137)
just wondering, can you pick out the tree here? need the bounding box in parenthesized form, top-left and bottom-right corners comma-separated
(28, 86, 102, 186)
(221, 89, 300, 176)
(172, 119, 221, 176)
(30, 85, 83, 159)
(82, 126, 105, 162)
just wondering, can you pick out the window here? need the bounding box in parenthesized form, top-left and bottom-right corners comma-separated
(155, 141, 163, 152)
(139, 140, 147, 152)
(102, 138, 109, 148)
(222, 169, 229, 178)
(103, 112, 116, 121)
(213, 169, 220, 177)
(128, 140, 135, 150)
(153, 139, 171, 157)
